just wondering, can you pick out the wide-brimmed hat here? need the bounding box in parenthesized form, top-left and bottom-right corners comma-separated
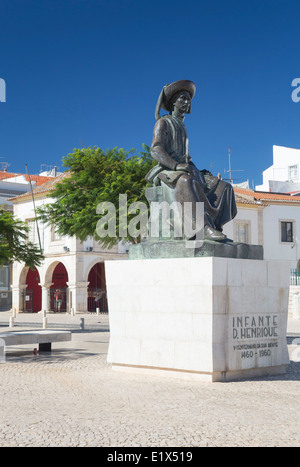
(155, 80, 196, 120)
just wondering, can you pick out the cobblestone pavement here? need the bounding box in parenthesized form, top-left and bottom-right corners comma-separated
(0, 311, 299, 447)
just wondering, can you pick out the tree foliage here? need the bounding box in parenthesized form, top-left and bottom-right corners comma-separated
(0, 209, 44, 268)
(37, 146, 156, 248)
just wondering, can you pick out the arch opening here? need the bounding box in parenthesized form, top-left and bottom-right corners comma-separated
(50, 262, 69, 313)
(87, 262, 108, 313)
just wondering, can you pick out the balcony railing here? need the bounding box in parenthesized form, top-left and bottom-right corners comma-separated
(290, 269, 300, 285)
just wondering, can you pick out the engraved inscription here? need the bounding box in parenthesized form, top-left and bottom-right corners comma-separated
(230, 314, 280, 363)
(232, 315, 278, 340)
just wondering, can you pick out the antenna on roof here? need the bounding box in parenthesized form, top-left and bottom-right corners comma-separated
(0, 158, 10, 172)
(25, 164, 42, 253)
(40, 164, 59, 177)
(223, 147, 244, 183)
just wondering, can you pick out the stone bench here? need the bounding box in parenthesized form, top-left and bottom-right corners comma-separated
(0, 330, 72, 353)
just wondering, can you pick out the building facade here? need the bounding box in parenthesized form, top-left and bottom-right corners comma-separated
(0, 170, 54, 311)
(10, 173, 127, 314)
(224, 187, 300, 266)
(223, 186, 300, 318)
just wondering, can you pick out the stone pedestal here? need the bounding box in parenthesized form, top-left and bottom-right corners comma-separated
(106, 257, 290, 382)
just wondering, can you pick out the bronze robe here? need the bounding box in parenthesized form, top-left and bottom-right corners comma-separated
(146, 114, 237, 234)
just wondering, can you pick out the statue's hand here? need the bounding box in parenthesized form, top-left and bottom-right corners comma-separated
(176, 163, 192, 173)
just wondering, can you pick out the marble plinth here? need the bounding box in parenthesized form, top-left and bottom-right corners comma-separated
(106, 257, 290, 382)
(129, 240, 263, 260)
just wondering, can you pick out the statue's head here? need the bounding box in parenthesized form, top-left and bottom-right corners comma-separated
(170, 91, 192, 115)
(155, 80, 196, 120)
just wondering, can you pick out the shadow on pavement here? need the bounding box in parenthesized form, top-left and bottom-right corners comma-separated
(4, 347, 108, 364)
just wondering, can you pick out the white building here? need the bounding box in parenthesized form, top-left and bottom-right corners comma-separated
(226, 144, 300, 272)
(0, 170, 54, 311)
(223, 185, 300, 318)
(10, 173, 127, 314)
(256, 145, 300, 193)
(0, 170, 55, 211)
(223, 187, 300, 268)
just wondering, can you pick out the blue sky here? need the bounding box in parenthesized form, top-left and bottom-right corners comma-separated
(0, 0, 300, 188)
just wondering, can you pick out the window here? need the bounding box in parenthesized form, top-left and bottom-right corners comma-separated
(288, 165, 298, 181)
(234, 222, 250, 244)
(281, 221, 294, 242)
(51, 225, 63, 242)
(26, 219, 37, 244)
(26, 219, 43, 249)
(0, 265, 10, 290)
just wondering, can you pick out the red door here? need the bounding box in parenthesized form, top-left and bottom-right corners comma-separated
(25, 268, 41, 313)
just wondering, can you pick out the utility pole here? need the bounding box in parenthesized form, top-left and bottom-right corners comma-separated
(25, 164, 42, 253)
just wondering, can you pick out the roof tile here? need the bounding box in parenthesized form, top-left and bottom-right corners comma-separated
(0, 171, 54, 186)
(9, 176, 300, 204)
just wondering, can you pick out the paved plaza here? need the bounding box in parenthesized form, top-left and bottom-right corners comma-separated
(0, 310, 299, 447)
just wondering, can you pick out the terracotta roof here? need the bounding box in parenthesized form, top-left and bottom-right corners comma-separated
(234, 193, 256, 205)
(9, 171, 70, 202)
(234, 187, 300, 203)
(0, 171, 54, 186)
(10, 176, 300, 205)
(254, 192, 300, 201)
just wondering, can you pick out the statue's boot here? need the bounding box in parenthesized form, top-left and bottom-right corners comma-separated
(204, 225, 227, 242)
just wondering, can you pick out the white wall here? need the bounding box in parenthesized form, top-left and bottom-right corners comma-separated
(13, 197, 76, 254)
(13, 196, 123, 257)
(273, 145, 300, 169)
(0, 179, 33, 208)
(256, 145, 300, 191)
(224, 202, 300, 271)
(262, 204, 300, 267)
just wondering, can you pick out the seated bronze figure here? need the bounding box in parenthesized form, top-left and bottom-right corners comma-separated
(146, 80, 237, 241)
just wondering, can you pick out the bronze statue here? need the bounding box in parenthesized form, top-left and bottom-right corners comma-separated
(146, 80, 237, 241)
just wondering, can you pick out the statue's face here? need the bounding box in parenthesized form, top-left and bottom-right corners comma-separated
(173, 91, 191, 114)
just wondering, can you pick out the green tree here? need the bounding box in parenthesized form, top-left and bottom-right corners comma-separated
(37, 146, 156, 248)
(0, 209, 44, 268)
